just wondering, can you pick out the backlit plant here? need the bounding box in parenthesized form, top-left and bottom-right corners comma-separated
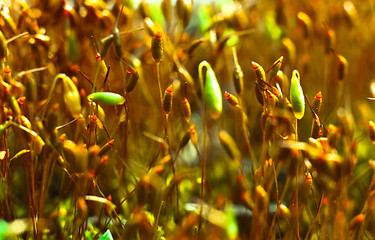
(0, 0, 375, 239)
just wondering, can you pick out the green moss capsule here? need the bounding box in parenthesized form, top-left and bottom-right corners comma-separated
(151, 31, 163, 62)
(290, 70, 305, 120)
(87, 92, 125, 105)
(199, 61, 222, 120)
(113, 28, 123, 58)
(100, 36, 113, 59)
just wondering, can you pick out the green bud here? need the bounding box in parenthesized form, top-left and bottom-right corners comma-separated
(290, 70, 305, 120)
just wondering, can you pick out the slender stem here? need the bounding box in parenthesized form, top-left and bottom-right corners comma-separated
(197, 62, 209, 233)
(156, 62, 177, 217)
(295, 119, 300, 240)
(101, 27, 145, 42)
(6, 31, 29, 43)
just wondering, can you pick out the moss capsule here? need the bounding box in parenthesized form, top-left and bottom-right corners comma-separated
(62, 75, 82, 118)
(251, 61, 266, 87)
(297, 12, 312, 38)
(311, 91, 322, 115)
(113, 28, 123, 58)
(278, 204, 291, 221)
(255, 185, 268, 213)
(100, 36, 113, 59)
(87, 92, 125, 105)
(199, 61, 222, 120)
(151, 31, 163, 62)
(311, 117, 323, 139)
(176, 0, 192, 29)
(270, 56, 283, 81)
(126, 67, 139, 93)
(179, 128, 191, 150)
(219, 130, 240, 161)
(369, 121, 375, 143)
(337, 55, 348, 82)
(183, 97, 191, 122)
(224, 91, 239, 106)
(96, 53, 108, 79)
(232, 51, 244, 95)
(162, 84, 173, 115)
(290, 70, 305, 120)
(161, 0, 172, 23)
(189, 124, 198, 147)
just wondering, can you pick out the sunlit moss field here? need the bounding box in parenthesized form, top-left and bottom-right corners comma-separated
(1, 0, 375, 239)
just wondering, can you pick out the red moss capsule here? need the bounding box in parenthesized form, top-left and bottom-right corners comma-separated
(251, 61, 266, 87)
(303, 172, 313, 191)
(349, 214, 365, 231)
(325, 28, 336, 54)
(151, 31, 163, 62)
(224, 91, 239, 106)
(183, 97, 191, 122)
(96, 53, 108, 79)
(162, 84, 173, 115)
(311, 91, 322, 115)
(311, 117, 323, 139)
(94, 155, 109, 176)
(337, 55, 348, 82)
(126, 67, 139, 93)
(189, 124, 198, 147)
(99, 139, 114, 156)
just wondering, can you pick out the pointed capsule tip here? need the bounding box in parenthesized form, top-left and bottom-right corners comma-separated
(251, 61, 259, 70)
(155, 31, 162, 39)
(315, 91, 322, 99)
(166, 85, 173, 93)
